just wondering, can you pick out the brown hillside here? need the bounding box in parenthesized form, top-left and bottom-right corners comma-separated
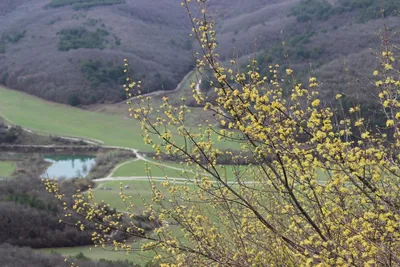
(0, 0, 399, 109)
(0, 0, 194, 105)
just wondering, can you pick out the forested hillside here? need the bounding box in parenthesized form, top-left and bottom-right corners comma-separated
(0, 0, 399, 107)
(0, 0, 194, 105)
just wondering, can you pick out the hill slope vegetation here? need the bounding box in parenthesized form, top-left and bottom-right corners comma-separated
(0, 0, 194, 105)
(0, 0, 399, 107)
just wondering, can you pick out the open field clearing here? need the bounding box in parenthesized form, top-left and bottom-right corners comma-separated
(39, 225, 185, 264)
(112, 159, 198, 178)
(0, 86, 238, 152)
(0, 87, 149, 150)
(93, 178, 260, 211)
(97, 161, 331, 211)
(92, 180, 193, 211)
(39, 243, 155, 265)
(111, 159, 329, 182)
(0, 161, 16, 177)
(40, 246, 137, 262)
(1, 74, 332, 264)
(93, 178, 221, 211)
(112, 160, 262, 181)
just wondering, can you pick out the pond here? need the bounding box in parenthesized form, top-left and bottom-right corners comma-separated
(41, 155, 96, 179)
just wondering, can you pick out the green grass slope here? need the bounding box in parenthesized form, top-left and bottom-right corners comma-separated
(39, 224, 184, 264)
(40, 245, 153, 264)
(0, 161, 16, 177)
(112, 160, 197, 178)
(0, 86, 239, 151)
(0, 87, 150, 150)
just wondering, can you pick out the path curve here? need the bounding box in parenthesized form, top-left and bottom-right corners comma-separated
(106, 159, 139, 178)
(96, 176, 260, 185)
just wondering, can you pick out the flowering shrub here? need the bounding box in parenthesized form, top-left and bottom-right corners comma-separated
(46, 1, 400, 266)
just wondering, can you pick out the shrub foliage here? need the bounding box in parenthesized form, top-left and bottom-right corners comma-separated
(57, 27, 110, 51)
(0, 29, 26, 54)
(80, 60, 125, 87)
(46, 1, 400, 266)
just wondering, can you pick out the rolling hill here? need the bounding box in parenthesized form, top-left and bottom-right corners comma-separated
(0, 0, 399, 109)
(0, 0, 194, 105)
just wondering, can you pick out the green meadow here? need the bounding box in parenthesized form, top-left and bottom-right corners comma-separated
(93, 180, 155, 211)
(40, 243, 154, 265)
(93, 179, 199, 211)
(0, 161, 16, 177)
(0, 87, 237, 152)
(99, 162, 330, 211)
(112, 158, 261, 180)
(40, 246, 138, 262)
(112, 159, 198, 178)
(95, 163, 264, 211)
(0, 87, 151, 151)
(40, 224, 185, 264)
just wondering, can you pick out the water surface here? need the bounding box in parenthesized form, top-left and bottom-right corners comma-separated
(42, 155, 95, 179)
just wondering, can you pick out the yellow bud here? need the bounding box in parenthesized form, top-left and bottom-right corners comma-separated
(311, 99, 320, 107)
(386, 120, 395, 127)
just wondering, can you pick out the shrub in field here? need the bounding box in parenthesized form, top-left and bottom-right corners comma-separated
(46, 1, 400, 266)
(0, 123, 22, 144)
(0, 29, 27, 54)
(80, 60, 125, 87)
(3, 30, 26, 43)
(57, 27, 109, 51)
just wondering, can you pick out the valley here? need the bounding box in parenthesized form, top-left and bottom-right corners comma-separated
(0, 69, 235, 264)
(0, 0, 399, 266)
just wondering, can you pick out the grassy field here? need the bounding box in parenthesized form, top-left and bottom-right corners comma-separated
(0, 87, 238, 152)
(112, 159, 197, 178)
(0, 161, 16, 177)
(93, 180, 198, 211)
(94, 180, 155, 211)
(112, 158, 261, 180)
(41, 246, 138, 262)
(99, 161, 330, 211)
(112, 160, 330, 182)
(40, 243, 154, 265)
(39, 224, 185, 264)
(0, 87, 151, 151)
(95, 162, 271, 211)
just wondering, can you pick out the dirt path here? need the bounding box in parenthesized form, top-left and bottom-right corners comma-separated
(96, 176, 259, 185)
(196, 79, 202, 94)
(106, 158, 139, 178)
